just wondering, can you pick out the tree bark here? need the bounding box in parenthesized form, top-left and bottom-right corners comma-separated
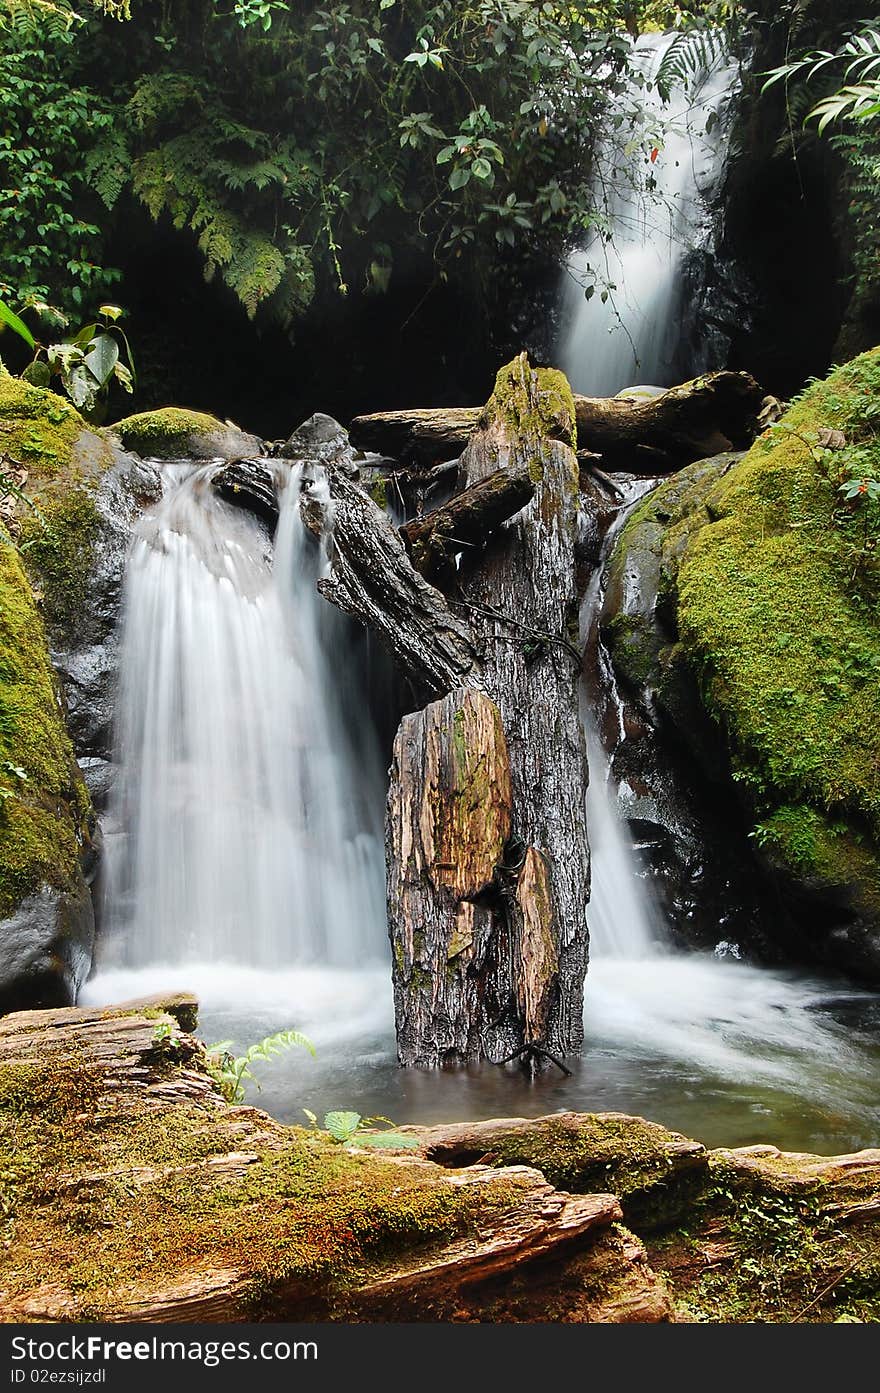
(348, 370, 763, 471)
(386, 354, 591, 1068)
(306, 464, 479, 699)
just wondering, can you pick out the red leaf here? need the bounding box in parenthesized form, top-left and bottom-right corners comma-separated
(650, 147, 659, 163)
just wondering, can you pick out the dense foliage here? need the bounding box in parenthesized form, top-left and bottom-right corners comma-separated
(0, 0, 739, 339)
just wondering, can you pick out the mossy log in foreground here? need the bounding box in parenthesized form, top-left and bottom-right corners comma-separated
(2, 996, 879, 1323)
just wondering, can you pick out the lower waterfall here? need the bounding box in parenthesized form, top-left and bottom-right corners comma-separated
(90, 460, 387, 980)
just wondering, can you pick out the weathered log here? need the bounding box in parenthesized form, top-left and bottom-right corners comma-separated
(0, 998, 672, 1323)
(213, 457, 279, 524)
(211, 454, 479, 699)
(349, 405, 483, 464)
(348, 369, 763, 471)
(401, 464, 535, 582)
(386, 355, 591, 1067)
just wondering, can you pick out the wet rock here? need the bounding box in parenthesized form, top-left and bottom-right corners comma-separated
(48, 449, 162, 761)
(0, 882, 94, 1014)
(280, 412, 358, 475)
(600, 451, 788, 956)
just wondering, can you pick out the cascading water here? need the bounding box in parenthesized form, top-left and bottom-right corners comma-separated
(87, 459, 388, 1010)
(560, 32, 738, 396)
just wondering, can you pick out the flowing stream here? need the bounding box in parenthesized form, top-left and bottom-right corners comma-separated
(560, 31, 738, 395)
(84, 463, 880, 1155)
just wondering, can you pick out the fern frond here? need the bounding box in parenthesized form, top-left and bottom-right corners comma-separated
(654, 29, 727, 101)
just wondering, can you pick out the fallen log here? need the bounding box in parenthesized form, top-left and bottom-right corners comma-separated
(387, 355, 591, 1068)
(348, 369, 764, 471)
(0, 997, 671, 1323)
(400, 464, 535, 582)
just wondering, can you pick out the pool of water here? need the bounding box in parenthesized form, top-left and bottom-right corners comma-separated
(83, 953, 880, 1155)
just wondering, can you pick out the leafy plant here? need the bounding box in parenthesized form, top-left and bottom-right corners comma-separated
(303, 1108, 419, 1150)
(0, 293, 135, 416)
(206, 1028, 315, 1104)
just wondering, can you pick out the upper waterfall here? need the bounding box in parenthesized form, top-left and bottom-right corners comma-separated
(560, 31, 739, 396)
(97, 460, 387, 971)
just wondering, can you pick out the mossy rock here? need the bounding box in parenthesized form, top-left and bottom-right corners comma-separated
(113, 407, 262, 461)
(0, 541, 94, 1010)
(607, 351, 880, 971)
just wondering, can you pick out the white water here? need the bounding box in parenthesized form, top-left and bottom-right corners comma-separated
(91, 461, 387, 978)
(560, 31, 738, 396)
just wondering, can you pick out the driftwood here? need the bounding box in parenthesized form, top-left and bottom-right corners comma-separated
(401, 464, 535, 582)
(211, 456, 478, 699)
(0, 998, 674, 1323)
(387, 355, 590, 1068)
(349, 370, 764, 471)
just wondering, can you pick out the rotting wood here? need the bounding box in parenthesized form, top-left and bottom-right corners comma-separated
(400, 464, 534, 582)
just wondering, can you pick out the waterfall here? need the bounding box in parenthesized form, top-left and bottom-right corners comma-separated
(580, 483, 662, 958)
(560, 31, 738, 396)
(95, 460, 387, 974)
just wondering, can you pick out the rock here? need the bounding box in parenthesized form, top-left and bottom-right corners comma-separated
(602, 350, 880, 978)
(112, 407, 262, 461)
(0, 883, 94, 1014)
(45, 448, 162, 760)
(280, 411, 358, 474)
(0, 522, 97, 1012)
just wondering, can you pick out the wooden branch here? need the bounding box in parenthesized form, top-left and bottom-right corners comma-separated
(401, 464, 535, 581)
(211, 456, 478, 699)
(306, 465, 480, 698)
(348, 370, 764, 472)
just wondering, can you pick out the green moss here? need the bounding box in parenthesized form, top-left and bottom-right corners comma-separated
(0, 377, 113, 631)
(367, 476, 388, 511)
(650, 1152, 880, 1323)
(627, 350, 880, 908)
(488, 355, 577, 450)
(0, 1048, 532, 1320)
(114, 407, 230, 458)
(474, 1113, 707, 1229)
(0, 543, 90, 915)
(0, 378, 83, 481)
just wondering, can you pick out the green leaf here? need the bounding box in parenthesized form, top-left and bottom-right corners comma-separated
(471, 157, 492, 180)
(84, 333, 119, 388)
(449, 165, 471, 190)
(324, 1110, 361, 1142)
(0, 298, 35, 350)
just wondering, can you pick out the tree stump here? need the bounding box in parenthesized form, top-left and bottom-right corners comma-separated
(386, 355, 590, 1067)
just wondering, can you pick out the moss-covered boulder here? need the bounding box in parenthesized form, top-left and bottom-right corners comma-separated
(113, 407, 261, 460)
(0, 539, 95, 1011)
(605, 349, 880, 976)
